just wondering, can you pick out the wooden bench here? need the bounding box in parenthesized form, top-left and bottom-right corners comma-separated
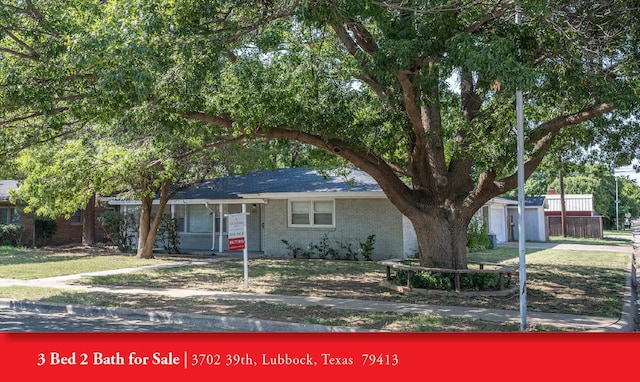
(378, 259, 517, 292)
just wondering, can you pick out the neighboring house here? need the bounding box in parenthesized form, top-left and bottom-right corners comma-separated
(543, 190, 602, 238)
(0, 180, 103, 246)
(108, 168, 525, 259)
(543, 190, 596, 217)
(0, 180, 22, 226)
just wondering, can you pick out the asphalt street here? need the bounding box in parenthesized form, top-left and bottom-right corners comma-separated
(0, 307, 218, 332)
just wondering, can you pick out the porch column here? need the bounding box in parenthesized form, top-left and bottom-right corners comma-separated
(218, 204, 224, 252)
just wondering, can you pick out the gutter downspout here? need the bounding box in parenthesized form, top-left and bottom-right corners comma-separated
(204, 203, 216, 252)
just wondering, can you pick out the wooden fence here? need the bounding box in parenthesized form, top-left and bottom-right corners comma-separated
(546, 216, 603, 239)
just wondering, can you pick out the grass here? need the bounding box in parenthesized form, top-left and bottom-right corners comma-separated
(0, 245, 164, 279)
(0, 241, 632, 331)
(603, 229, 634, 237)
(548, 235, 632, 246)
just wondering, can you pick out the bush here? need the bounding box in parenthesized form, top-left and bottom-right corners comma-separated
(393, 269, 504, 291)
(157, 214, 181, 253)
(0, 223, 25, 246)
(98, 210, 137, 252)
(34, 219, 57, 247)
(312, 234, 338, 259)
(358, 234, 376, 261)
(282, 234, 376, 261)
(467, 219, 490, 252)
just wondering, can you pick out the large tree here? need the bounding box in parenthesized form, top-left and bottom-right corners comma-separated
(2, 1, 639, 268)
(181, 0, 640, 268)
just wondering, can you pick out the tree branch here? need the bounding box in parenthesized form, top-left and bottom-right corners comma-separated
(1, 27, 40, 59)
(251, 125, 416, 214)
(0, 107, 69, 125)
(181, 112, 234, 128)
(465, 101, 615, 209)
(0, 46, 40, 61)
(464, 0, 513, 34)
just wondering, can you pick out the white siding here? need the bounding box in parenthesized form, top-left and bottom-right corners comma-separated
(402, 215, 418, 258)
(545, 194, 594, 213)
(488, 204, 508, 243)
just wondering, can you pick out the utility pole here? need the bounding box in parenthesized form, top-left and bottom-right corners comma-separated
(515, 5, 527, 332)
(558, 169, 567, 237)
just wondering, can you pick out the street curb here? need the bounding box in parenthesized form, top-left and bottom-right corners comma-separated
(619, 255, 636, 332)
(0, 299, 380, 333)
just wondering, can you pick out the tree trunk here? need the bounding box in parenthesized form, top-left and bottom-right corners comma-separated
(136, 181, 172, 259)
(407, 208, 470, 269)
(82, 194, 96, 245)
(136, 198, 154, 258)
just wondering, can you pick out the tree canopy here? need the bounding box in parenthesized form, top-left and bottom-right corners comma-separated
(1, 1, 639, 267)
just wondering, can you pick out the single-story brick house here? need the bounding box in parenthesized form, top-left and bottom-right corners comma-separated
(107, 168, 529, 259)
(0, 180, 104, 246)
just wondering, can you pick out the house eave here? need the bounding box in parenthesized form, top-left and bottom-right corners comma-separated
(239, 191, 386, 199)
(108, 198, 267, 206)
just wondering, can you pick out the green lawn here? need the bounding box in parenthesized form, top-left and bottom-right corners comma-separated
(0, 243, 632, 331)
(0, 246, 165, 279)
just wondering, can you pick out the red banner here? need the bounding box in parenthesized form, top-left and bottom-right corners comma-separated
(228, 237, 245, 251)
(1, 332, 638, 380)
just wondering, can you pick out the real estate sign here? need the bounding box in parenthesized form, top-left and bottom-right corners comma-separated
(228, 213, 246, 251)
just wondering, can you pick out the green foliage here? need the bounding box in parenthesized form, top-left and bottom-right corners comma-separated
(2, 0, 639, 268)
(156, 214, 181, 254)
(34, 219, 57, 247)
(358, 234, 376, 261)
(466, 219, 491, 252)
(336, 239, 358, 261)
(312, 234, 338, 260)
(282, 234, 376, 261)
(281, 239, 303, 259)
(393, 270, 504, 291)
(0, 224, 25, 246)
(97, 210, 136, 253)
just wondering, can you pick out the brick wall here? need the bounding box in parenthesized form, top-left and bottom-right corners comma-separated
(263, 198, 403, 260)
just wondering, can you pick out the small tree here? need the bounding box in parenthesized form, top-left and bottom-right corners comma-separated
(156, 214, 181, 254)
(98, 210, 136, 253)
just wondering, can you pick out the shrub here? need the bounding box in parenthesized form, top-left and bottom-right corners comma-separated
(337, 239, 358, 261)
(0, 223, 25, 246)
(34, 219, 57, 247)
(392, 269, 504, 291)
(283, 234, 376, 261)
(467, 218, 490, 252)
(282, 239, 303, 259)
(312, 234, 338, 259)
(98, 210, 137, 252)
(157, 214, 181, 254)
(358, 234, 376, 261)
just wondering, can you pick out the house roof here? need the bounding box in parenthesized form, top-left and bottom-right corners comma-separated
(503, 196, 546, 207)
(169, 168, 383, 201)
(0, 180, 19, 201)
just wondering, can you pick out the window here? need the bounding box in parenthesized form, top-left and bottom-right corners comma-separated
(70, 210, 82, 225)
(187, 205, 213, 233)
(289, 200, 334, 227)
(0, 208, 8, 224)
(173, 205, 186, 233)
(10, 208, 18, 223)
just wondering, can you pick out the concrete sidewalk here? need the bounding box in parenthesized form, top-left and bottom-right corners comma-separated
(0, 243, 637, 332)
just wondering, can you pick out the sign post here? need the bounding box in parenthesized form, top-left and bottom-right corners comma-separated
(227, 204, 249, 288)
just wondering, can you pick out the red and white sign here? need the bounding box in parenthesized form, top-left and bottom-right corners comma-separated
(227, 213, 246, 251)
